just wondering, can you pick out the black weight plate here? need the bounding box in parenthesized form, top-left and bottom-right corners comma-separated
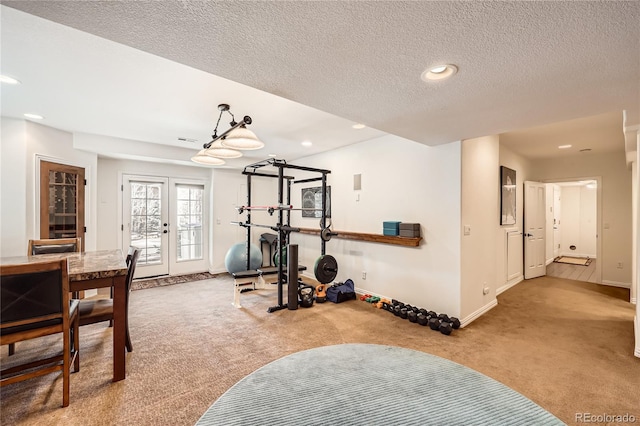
(314, 254, 338, 284)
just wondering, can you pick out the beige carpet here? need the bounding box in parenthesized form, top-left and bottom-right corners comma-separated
(1, 274, 638, 426)
(554, 256, 592, 266)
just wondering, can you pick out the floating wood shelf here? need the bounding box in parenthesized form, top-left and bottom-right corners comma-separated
(298, 227, 422, 247)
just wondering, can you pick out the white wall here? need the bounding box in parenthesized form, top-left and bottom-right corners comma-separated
(0, 118, 27, 256)
(531, 151, 631, 286)
(281, 135, 462, 317)
(497, 143, 532, 293)
(0, 119, 98, 256)
(461, 135, 499, 321)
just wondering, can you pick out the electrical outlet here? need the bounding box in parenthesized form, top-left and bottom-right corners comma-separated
(464, 225, 471, 236)
(362, 271, 367, 280)
(483, 286, 490, 295)
(617, 262, 623, 269)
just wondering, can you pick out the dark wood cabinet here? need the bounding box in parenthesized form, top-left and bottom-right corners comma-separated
(39, 160, 85, 250)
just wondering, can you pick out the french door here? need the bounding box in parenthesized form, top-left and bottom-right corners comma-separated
(123, 175, 208, 278)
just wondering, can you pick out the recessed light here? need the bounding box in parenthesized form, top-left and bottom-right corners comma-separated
(268, 153, 277, 157)
(352, 123, 366, 129)
(558, 144, 572, 149)
(0, 75, 20, 84)
(24, 113, 44, 120)
(301, 141, 312, 147)
(421, 64, 458, 81)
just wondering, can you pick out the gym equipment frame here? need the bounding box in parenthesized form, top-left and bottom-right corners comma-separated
(233, 158, 333, 313)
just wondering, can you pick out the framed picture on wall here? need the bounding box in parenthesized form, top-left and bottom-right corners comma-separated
(301, 186, 331, 218)
(500, 166, 516, 225)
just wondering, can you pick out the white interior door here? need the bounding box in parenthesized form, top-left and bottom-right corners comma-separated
(553, 185, 561, 259)
(524, 181, 546, 279)
(123, 175, 169, 278)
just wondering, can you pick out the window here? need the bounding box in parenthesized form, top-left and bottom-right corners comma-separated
(176, 185, 204, 261)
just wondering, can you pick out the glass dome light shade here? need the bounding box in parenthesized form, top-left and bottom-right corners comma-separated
(204, 140, 243, 159)
(191, 149, 226, 165)
(220, 126, 264, 150)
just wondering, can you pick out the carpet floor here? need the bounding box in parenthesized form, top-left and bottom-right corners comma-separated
(197, 344, 564, 426)
(0, 274, 638, 426)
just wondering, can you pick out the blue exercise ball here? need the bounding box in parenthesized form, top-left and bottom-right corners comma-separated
(225, 242, 262, 273)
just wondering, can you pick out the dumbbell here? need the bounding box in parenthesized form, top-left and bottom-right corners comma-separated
(449, 317, 461, 329)
(439, 321, 453, 335)
(417, 311, 438, 326)
(407, 310, 418, 323)
(438, 316, 461, 335)
(399, 308, 409, 319)
(428, 317, 441, 330)
(438, 313, 450, 323)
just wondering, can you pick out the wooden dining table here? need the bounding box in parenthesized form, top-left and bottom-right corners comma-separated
(0, 249, 129, 382)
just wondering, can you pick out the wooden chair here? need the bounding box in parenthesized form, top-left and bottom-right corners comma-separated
(28, 238, 82, 256)
(78, 248, 140, 352)
(8, 238, 83, 356)
(1, 258, 80, 407)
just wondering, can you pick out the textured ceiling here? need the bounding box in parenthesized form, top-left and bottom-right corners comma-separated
(2, 1, 639, 159)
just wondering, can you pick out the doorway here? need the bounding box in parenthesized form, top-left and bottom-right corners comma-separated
(545, 179, 601, 283)
(122, 175, 209, 278)
(39, 160, 85, 249)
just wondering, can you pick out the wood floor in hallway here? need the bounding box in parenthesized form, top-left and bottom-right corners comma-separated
(546, 257, 597, 283)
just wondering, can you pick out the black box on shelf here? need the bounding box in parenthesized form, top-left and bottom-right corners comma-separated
(399, 223, 420, 237)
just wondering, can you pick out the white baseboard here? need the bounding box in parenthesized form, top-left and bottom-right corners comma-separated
(460, 299, 498, 328)
(635, 315, 640, 359)
(546, 258, 554, 266)
(632, 297, 637, 305)
(601, 280, 631, 289)
(497, 275, 524, 296)
(354, 287, 392, 302)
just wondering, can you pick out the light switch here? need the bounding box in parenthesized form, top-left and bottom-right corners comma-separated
(603, 223, 610, 229)
(464, 225, 471, 236)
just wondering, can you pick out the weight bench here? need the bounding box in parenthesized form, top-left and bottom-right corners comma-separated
(231, 270, 261, 308)
(257, 265, 307, 286)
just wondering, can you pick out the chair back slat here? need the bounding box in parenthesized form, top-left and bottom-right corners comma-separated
(28, 238, 81, 256)
(127, 249, 141, 292)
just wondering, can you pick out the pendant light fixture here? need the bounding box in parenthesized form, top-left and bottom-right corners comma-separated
(192, 103, 264, 165)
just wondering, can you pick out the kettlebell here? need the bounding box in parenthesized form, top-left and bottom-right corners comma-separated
(315, 284, 327, 303)
(298, 285, 315, 308)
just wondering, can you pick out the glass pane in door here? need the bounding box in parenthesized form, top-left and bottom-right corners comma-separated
(130, 182, 163, 265)
(48, 170, 77, 238)
(176, 185, 204, 261)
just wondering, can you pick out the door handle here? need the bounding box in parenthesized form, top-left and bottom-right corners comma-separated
(163, 230, 168, 234)
(163, 223, 168, 227)
(524, 233, 533, 237)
